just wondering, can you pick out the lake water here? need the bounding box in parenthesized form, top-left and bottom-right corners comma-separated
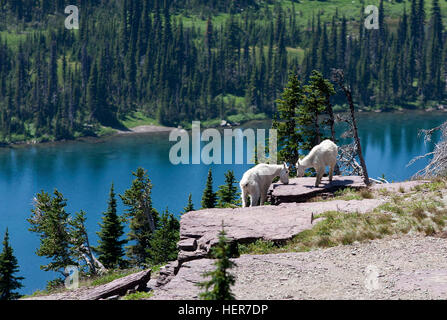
(0, 110, 445, 294)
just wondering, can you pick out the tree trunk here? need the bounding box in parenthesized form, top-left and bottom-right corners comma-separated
(325, 93, 340, 175)
(332, 69, 369, 185)
(325, 94, 336, 142)
(345, 88, 370, 186)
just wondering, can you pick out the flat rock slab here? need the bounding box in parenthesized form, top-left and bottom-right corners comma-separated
(21, 269, 151, 300)
(80, 269, 151, 300)
(179, 198, 385, 263)
(151, 235, 447, 300)
(269, 175, 367, 204)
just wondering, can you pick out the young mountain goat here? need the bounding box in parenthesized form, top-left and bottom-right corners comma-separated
(240, 163, 290, 207)
(296, 139, 338, 187)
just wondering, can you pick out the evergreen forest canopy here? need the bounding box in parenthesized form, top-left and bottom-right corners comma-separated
(0, 0, 445, 143)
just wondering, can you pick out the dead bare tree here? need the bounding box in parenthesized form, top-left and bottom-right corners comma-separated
(407, 121, 447, 178)
(331, 69, 370, 186)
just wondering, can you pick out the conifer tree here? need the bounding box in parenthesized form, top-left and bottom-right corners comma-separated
(298, 70, 335, 151)
(147, 209, 180, 266)
(96, 184, 127, 269)
(201, 168, 217, 209)
(198, 222, 236, 300)
(217, 170, 240, 207)
(28, 190, 75, 278)
(299, 76, 328, 151)
(0, 229, 24, 300)
(121, 168, 159, 267)
(183, 193, 195, 214)
(272, 73, 304, 172)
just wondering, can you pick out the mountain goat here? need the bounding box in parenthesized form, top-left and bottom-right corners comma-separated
(240, 163, 290, 207)
(296, 139, 338, 187)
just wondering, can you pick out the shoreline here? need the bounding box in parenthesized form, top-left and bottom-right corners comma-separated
(115, 124, 177, 135)
(0, 124, 177, 149)
(1, 108, 445, 149)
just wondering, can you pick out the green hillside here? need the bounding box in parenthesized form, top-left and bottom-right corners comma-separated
(0, 0, 445, 144)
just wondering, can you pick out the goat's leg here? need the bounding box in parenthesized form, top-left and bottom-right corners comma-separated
(260, 191, 267, 206)
(250, 187, 261, 207)
(241, 188, 247, 208)
(259, 185, 270, 206)
(329, 164, 335, 182)
(315, 169, 323, 187)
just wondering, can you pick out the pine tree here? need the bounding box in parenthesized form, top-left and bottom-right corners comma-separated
(427, 0, 443, 98)
(183, 193, 195, 214)
(96, 184, 127, 269)
(272, 73, 304, 172)
(298, 70, 335, 151)
(337, 16, 347, 68)
(201, 168, 217, 209)
(0, 229, 24, 300)
(86, 60, 99, 123)
(120, 168, 159, 266)
(147, 208, 180, 266)
(198, 222, 236, 300)
(28, 190, 75, 277)
(217, 170, 240, 207)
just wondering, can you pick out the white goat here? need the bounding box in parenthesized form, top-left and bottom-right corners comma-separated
(240, 163, 290, 207)
(296, 139, 338, 187)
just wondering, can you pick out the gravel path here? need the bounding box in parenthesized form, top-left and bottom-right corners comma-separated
(151, 234, 447, 300)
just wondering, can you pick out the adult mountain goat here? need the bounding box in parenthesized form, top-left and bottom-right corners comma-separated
(240, 163, 290, 207)
(296, 139, 338, 187)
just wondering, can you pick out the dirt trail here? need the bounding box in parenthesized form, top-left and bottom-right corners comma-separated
(151, 235, 447, 300)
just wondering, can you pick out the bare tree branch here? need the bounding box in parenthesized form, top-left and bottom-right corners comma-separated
(408, 121, 447, 178)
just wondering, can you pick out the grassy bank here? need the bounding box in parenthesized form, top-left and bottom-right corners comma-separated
(239, 179, 447, 255)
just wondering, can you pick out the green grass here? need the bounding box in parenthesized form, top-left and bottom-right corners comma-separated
(227, 112, 268, 124)
(120, 111, 158, 129)
(97, 126, 118, 137)
(238, 239, 277, 255)
(0, 30, 32, 50)
(332, 187, 374, 201)
(122, 291, 154, 300)
(88, 269, 139, 287)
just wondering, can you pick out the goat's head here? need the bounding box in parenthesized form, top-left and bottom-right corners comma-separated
(296, 159, 305, 177)
(279, 162, 290, 184)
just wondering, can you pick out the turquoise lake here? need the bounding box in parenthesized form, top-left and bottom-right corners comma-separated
(0, 110, 445, 294)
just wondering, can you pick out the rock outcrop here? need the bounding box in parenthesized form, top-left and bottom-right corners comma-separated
(268, 175, 366, 204)
(22, 269, 152, 300)
(152, 179, 432, 291)
(81, 269, 151, 300)
(177, 199, 385, 264)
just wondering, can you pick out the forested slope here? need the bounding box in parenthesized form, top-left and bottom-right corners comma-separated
(0, 0, 445, 143)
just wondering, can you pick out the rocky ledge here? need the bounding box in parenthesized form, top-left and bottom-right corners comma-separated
(152, 179, 430, 290)
(177, 199, 386, 264)
(268, 175, 367, 204)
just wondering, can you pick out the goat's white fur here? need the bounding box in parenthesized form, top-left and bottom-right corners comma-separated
(240, 163, 289, 207)
(296, 139, 338, 187)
